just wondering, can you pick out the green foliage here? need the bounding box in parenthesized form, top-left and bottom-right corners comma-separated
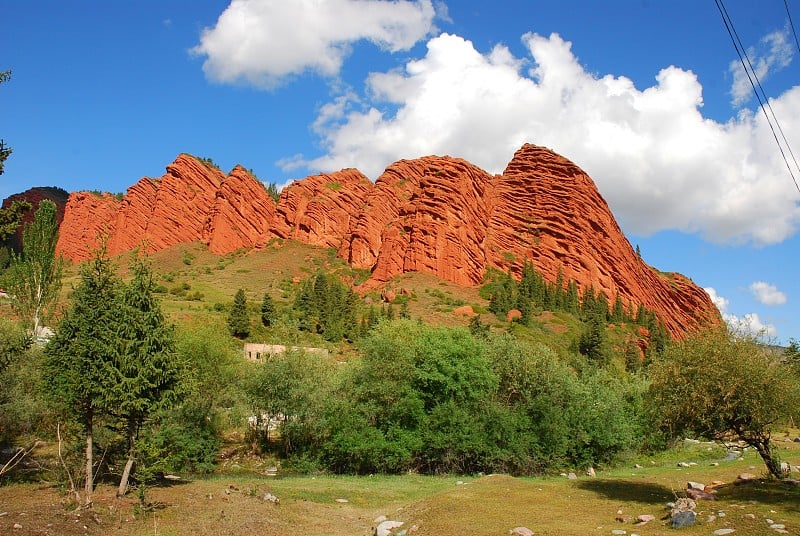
(577, 313, 610, 366)
(246, 349, 334, 456)
(107, 257, 184, 492)
(0, 199, 31, 242)
(0, 317, 30, 377)
(784, 338, 800, 375)
(7, 200, 63, 335)
(0, 319, 43, 444)
(320, 320, 497, 474)
(0, 343, 50, 445)
(43, 250, 187, 497)
(0, 70, 12, 176)
(181, 250, 195, 266)
(44, 250, 119, 426)
(43, 248, 120, 503)
(265, 182, 280, 202)
(197, 156, 220, 170)
(269, 320, 646, 475)
(136, 401, 221, 475)
(228, 289, 250, 338)
(647, 327, 800, 478)
(260, 293, 276, 327)
(294, 272, 359, 342)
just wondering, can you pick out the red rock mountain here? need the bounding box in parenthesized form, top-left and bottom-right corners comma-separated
(52, 146, 720, 339)
(1, 186, 69, 249)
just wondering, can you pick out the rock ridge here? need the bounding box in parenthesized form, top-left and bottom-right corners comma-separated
(51, 146, 720, 339)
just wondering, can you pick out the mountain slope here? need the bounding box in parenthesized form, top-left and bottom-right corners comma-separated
(52, 144, 720, 339)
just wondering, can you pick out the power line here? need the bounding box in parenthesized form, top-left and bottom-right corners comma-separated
(714, 0, 800, 194)
(784, 0, 800, 54)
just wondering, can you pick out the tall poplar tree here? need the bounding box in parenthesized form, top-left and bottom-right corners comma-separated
(8, 199, 63, 337)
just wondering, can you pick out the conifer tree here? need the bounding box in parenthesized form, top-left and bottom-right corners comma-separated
(228, 289, 250, 339)
(565, 280, 580, 313)
(579, 313, 608, 366)
(109, 258, 182, 497)
(44, 249, 120, 507)
(261, 292, 276, 327)
(611, 294, 625, 323)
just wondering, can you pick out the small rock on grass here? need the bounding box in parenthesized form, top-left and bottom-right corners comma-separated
(375, 520, 404, 536)
(712, 529, 735, 535)
(671, 510, 696, 529)
(509, 527, 534, 536)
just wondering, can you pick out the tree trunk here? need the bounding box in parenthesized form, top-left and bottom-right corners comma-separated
(117, 419, 136, 497)
(751, 438, 784, 479)
(117, 457, 135, 497)
(84, 412, 94, 508)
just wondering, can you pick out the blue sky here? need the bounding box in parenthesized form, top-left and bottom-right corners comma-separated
(2, 1, 799, 344)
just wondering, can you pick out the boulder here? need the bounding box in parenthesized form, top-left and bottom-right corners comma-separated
(454, 305, 477, 317)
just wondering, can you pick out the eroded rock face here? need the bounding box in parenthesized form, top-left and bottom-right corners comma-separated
(206, 165, 276, 254)
(51, 145, 720, 339)
(56, 155, 273, 261)
(345, 156, 491, 287)
(56, 191, 121, 261)
(271, 169, 372, 250)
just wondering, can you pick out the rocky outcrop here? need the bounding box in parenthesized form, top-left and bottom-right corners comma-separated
(48, 145, 720, 339)
(1, 187, 69, 249)
(57, 191, 121, 260)
(206, 165, 276, 254)
(56, 155, 273, 261)
(272, 169, 372, 250)
(484, 144, 718, 338)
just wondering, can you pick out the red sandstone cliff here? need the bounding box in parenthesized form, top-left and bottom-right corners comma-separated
(271, 169, 372, 250)
(48, 147, 720, 339)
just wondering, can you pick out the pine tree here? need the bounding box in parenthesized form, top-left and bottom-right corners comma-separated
(228, 289, 250, 338)
(611, 294, 625, 323)
(553, 266, 566, 309)
(261, 293, 276, 327)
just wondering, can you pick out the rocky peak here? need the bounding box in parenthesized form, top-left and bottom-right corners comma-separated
(48, 145, 720, 339)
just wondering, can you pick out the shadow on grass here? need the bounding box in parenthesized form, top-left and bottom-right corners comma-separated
(715, 481, 800, 513)
(576, 479, 677, 505)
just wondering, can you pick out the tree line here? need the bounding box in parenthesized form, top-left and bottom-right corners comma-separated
(1, 201, 799, 513)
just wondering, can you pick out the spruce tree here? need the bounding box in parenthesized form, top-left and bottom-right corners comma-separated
(399, 300, 410, 319)
(109, 258, 182, 497)
(44, 249, 120, 507)
(578, 313, 608, 366)
(228, 289, 250, 338)
(261, 292, 276, 327)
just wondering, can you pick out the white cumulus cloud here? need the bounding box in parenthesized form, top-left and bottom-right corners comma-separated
(192, 0, 436, 87)
(749, 281, 787, 305)
(704, 287, 777, 338)
(297, 31, 800, 246)
(730, 28, 794, 106)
